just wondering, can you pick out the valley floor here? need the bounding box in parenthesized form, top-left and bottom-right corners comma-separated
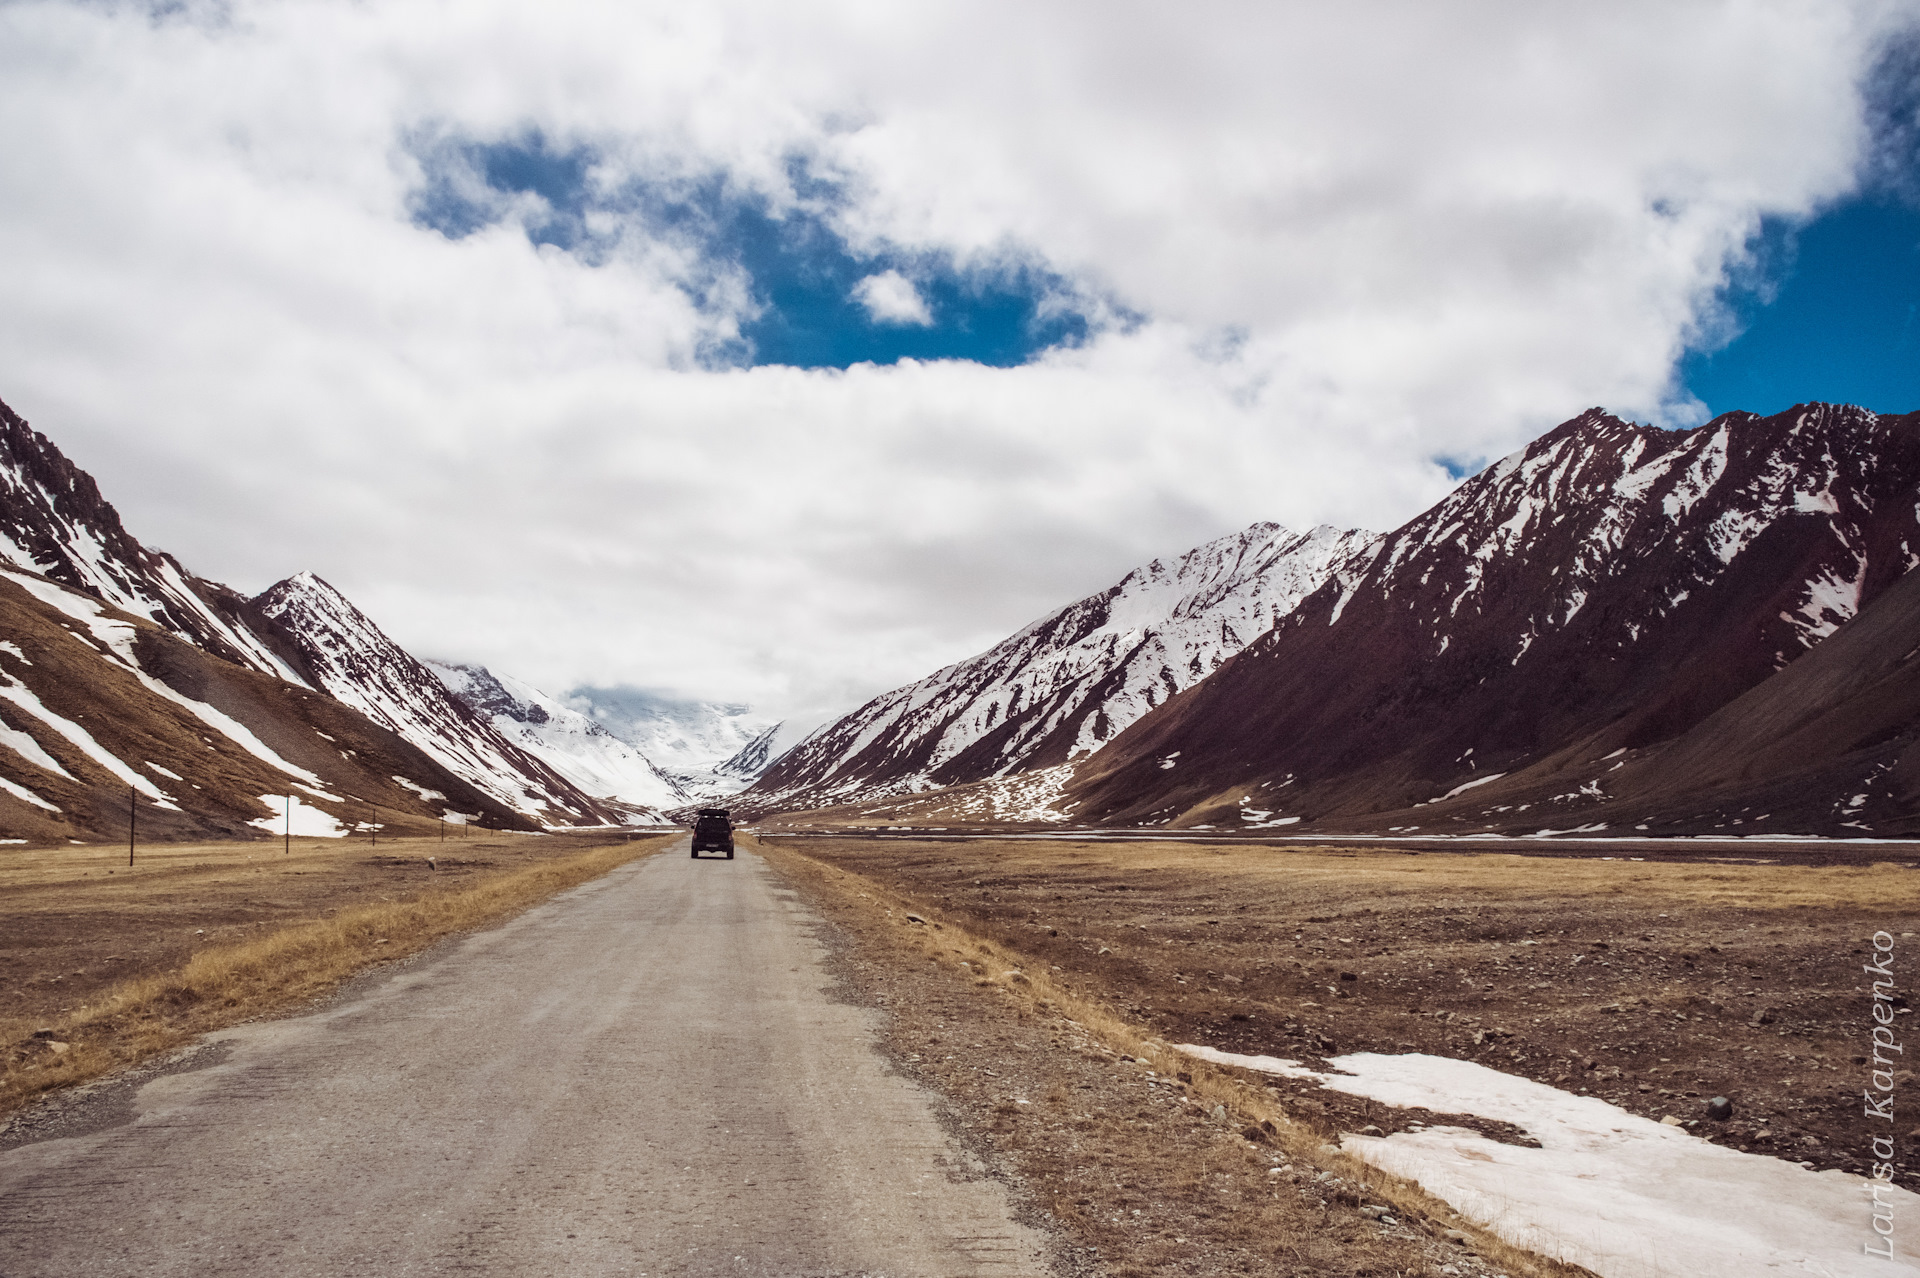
(760, 834, 1920, 1275)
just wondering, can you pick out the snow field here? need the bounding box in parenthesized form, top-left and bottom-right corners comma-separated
(1176, 1045, 1919, 1278)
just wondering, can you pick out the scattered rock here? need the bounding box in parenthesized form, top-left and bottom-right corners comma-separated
(1749, 1008, 1776, 1027)
(1359, 1124, 1384, 1136)
(1239, 1125, 1267, 1144)
(1706, 1096, 1733, 1121)
(1442, 1229, 1470, 1243)
(1339, 971, 1358, 982)
(1358, 1203, 1390, 1218)
(904, 913, 925, 925)
(1660, 1115, 1684, 1127)
(30, 1028, 55, 1040)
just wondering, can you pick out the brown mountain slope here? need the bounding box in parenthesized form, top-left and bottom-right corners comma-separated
(1065, 403, 1920, 833)
(1449, 552, 1920, 836)
(0, 569, 538, 843)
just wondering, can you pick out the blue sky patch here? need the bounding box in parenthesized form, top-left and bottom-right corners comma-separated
(409, 132, 1102, 369)
(1680, 199, 1920, 419)
(1681, 32, 1920, 420)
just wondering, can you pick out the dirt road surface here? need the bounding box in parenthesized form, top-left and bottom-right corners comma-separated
(0, 842, 1050, 1277)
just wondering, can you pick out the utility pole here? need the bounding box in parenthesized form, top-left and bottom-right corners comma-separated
(127, 785, 135, 867)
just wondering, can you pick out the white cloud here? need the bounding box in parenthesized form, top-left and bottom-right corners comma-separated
(0, 0, 1909, 726)
(850, 269, 933, 325)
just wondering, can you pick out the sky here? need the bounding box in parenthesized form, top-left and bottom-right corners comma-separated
(0, 1, 1916, 729)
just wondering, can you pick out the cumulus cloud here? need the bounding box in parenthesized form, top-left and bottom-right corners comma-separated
(0, 0, 1910, 724)
(850, 270, 933, 325)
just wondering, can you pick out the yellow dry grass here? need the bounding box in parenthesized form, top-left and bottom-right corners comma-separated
(917, 835, 1920, 913)
(760, 838, 1598, 1278)
(2, 833, 674, 1119)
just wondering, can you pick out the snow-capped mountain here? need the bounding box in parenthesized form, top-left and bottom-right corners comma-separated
(1068, 403, 1920, 833)
(252, 574, 625, 826)
(0, 560, 542, 842)
(745, 522, 1376, 814)
(561, 686, 787, 799)
(427, 661, 687, 817)
(0, 398, 579, 840)
(0, 391, 665, 838)
(0, 397, 305, 681)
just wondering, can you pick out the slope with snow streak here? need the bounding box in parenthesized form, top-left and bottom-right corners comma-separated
(1070, 404, 1920, 831)
(255, 574, 619, 826)
(0, 567, 535, 840)
(1177, 1046, 1917, 1278)
(0, 396, 306, 681)
(748, 523, 1375, 815)
(428, 661, 686, 818)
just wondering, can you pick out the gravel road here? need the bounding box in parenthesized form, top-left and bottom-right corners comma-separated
(0, 842, 1050, 1276)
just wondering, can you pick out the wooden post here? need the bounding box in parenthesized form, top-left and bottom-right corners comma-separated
(370, 803, 377, 847)
(127, 784, 135, 867)
(284, 794, 291, 855)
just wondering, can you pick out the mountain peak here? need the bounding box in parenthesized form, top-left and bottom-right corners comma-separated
(745, 517, 1375, 813)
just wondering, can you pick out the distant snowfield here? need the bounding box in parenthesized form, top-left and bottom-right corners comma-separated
(1176, 1045, 1918, 1278)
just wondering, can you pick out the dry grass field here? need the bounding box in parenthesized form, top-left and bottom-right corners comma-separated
(0, 829, 674, 1122)
(758, 834, 1919, 1275)
(759, 837, 1595, 1278)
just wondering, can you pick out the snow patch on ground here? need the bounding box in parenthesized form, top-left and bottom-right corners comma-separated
(1177, 1046, 1919, 1278)
(249, 794, 345, 838)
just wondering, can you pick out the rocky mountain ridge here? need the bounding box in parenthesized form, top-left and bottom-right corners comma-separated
(1066, 402, 1920, 835)
(427, 661, 689, 814)
(753, 402, 1920, 838)
(0, 396, 680, 839)
(746, 522, 1376, 814)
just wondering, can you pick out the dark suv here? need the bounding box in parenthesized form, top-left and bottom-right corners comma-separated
(691, 808, 734, 859)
